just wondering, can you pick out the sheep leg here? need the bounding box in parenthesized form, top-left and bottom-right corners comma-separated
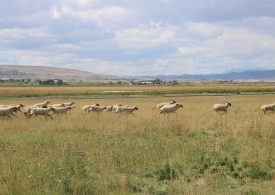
(48, 114, 53, 120)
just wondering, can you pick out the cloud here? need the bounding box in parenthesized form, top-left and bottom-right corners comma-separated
(0, 1, 275, 76)
(114, 23, 175, 49)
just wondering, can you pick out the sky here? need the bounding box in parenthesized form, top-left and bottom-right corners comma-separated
(0, 0, 275, 76)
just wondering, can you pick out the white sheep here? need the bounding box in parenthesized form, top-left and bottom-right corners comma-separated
(24, 105, 40, 116)
(114, 106, 138, 115)
(34, 100, 50, 108)
(51, 103, 66, 107)
(111, 104, 127, 112)
(212, 102, 232, 113)
(106, 105, 114, 112)
(27, 107, 55, 119)
(0, 104, 10, 107)
(82, 104, 100, 113)
(0, 104, 24, 113)
(155, 100, 176, 110)
(87, 105, 107, 113)
(64, 102, 75, 106)
(260, 103, 275, 114)
(52, 106, 75, 114)
(159, 103, 183, 115)
(0, 106, 17, 118)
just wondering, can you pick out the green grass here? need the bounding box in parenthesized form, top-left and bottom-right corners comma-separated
(0, 128, 274, 194)
(1, 95, 275, 194)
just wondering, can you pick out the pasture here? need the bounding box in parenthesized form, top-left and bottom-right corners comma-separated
(1, 83, 275, 97)
(1, 93, 275, 194)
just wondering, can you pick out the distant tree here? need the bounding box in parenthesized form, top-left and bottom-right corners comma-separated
(156, 78, 161, 84)
(56, 79, 64, 85)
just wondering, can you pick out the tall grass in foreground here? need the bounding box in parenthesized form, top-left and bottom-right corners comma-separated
(0, 95, 275, 194)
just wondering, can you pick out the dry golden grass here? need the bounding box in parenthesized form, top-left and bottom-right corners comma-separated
(0, 94, 275, 194)
(0, 83, 275, 97)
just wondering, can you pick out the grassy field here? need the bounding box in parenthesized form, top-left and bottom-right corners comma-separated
(1, 83, 275, 97)
(1, 93, 275, 194)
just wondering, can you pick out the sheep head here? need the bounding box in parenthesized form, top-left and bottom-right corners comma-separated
(177, 104, 183, 108)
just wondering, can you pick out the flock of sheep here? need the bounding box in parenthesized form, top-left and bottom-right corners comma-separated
(0, 99, 274, 119)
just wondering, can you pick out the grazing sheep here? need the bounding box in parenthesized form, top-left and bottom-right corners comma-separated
(260, 103, 275, 113)
(27, 107, 54, 120)
(0, 106, 17, 118)
(155, 100, 176, 110)
(87, 105, 107, 113)
(212, 102, 232, 113)
(114, 106, 138, 115)
(52, 106, 75, 114)
(82, 104, 100, 113)
(159, 103, 183, 115)
(34, 100, 50, 108)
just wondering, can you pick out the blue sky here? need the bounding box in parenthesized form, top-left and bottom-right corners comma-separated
(0, 0, 275, 76)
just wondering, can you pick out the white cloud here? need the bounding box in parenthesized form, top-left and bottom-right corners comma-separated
(50, 6, 61, 20)
(114, 23, 175, 49)
(0, 27, 51, 39)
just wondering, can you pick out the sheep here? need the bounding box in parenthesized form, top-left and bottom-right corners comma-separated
(51, 103, 66, 107)
(155, 100, 176, 110)
(24, 105, 40, 116)
(114, 106, 138, 115)
(111, 104, 126, 112)
(34, 100, 50, 108)
(106, 105, 114, 112)
(0, 104, 10, 107)
(260, 103, 275, 114)
(212, 102, 232, 113)
(82, 104, 100, 113)
(159, 103, 183, 115)
(0, 104, 24, 113)
(87, 105, 107, 113)
(52, 106, 75, 114)
(64, 102, 75, 106)
(0, 106, 17, 118)
(27, 107, 54, 120)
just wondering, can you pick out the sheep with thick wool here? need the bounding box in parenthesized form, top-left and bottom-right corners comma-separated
(0, 104, 24, 114)
(82, 104, 100, 113)
(114, 106, 138, 115)
(52, 106, 75, 114)
(159, 103, 183, 115)
(64, 102, 75, 106)
(155, 100, 176, 110)
(27, 107, 54, 119)
(0, 106, 17, 118)
(34, 100, 50, 108)
(260, 103, 275, 113)
(212, 102, 232, 113)
(87, 105, 107, 113)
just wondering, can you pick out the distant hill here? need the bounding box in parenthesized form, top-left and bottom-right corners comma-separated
(0, 65, 120, 82)
(151, 70, 275, 81)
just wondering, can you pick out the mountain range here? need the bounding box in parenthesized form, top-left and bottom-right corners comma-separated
(150, 70, 275, 81)
(0, 65, 275, 81)
(0, 65, 120, 82)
